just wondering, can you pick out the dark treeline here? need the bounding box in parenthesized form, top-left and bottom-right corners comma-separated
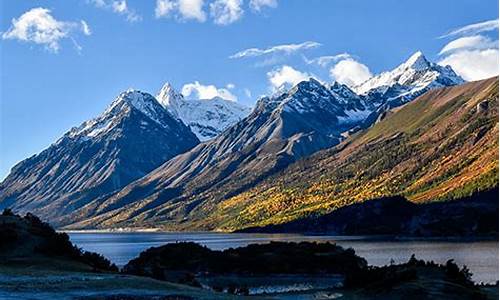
(0, 209, 117, 272)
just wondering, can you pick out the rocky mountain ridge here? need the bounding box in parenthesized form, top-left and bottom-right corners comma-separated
(157, 83, 251, 141)
(1, 51, 477, 231)
(0, 90, 199, 221)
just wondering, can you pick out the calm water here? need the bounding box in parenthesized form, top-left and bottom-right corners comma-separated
(68, 232, 499, 284)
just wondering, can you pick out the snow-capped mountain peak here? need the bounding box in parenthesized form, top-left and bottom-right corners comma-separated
(403, 51, 430, 71)
(330, 81, 361, 103)
(156, 82, 184, 111)
(1, 88, 199, 224)
(349, 51, 464, 127)
(156, 82, 252, 141)
(353, 51, 464, 97)
(67, 89, 173, 140)
(260, 78, 372, 129)
(108, 89, 173, 128)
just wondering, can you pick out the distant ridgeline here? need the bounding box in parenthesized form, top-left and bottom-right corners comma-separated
(0, 52, 497, 233)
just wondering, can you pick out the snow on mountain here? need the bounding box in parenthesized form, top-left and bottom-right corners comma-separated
(354, 51, 464, 99)
(156, 83, 183, 116)
(268, 52, 463, 130)
(1, 52, 468, 229)
(65, 78, 375, 229)
(157, 83, 251, 141)
(350, 51, 465, 127)
(252, 78, 372, 131)
(67, 90, 174, 140)
(330, 81, 362, 104)
(153, 52, 462, 143)
(279, 78, 344, 113)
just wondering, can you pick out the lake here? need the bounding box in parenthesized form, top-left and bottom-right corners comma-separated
(68, 232, 499, 284)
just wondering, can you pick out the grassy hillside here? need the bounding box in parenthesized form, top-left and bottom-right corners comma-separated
(193, 77, 499, 231)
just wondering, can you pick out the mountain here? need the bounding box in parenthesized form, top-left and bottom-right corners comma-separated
(207, 77, 499, 231)
(157, 83, 251, 141)
(0, 52, 471, 230)
(60, 78, 380, 229)
(355, 51, 464, 99)
(329, 81, 373, 126)
(0, 90, 199, 223)
(354, 51, 464, 125)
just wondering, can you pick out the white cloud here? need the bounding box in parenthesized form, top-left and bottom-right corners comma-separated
(230, 41, 321, 59)
(178, 0, 207, 22)
(438, 20, 499, 81)
(2, 7, 91, 53)
(439, 35, 497, 54)
(440, 19, 499, 38)
(267, 65, 311, 90)
(210, 0, 243, 25)
(89, 0, 142, 22)
(182, 81, 237, 101)
(304, 53, 351, 68)
(112, 0, 127, 13)
(330, 58, 372, 87)
(226, 83, 235, 89)
(155, 0, 176, 18)
(439, 49, 498, 81)
(81, 20, 92, 36)
(155, 0, 277, 25)
(249, 0, 278, 12)
(112, 0, 142, 22)
(155, 0, 206, 22)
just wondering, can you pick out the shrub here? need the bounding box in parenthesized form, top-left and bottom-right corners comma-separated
(2, 208, 14, 216)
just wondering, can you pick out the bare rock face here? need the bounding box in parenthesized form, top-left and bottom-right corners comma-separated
(0, 90, 199, 225)
(477, 99, 490, 113)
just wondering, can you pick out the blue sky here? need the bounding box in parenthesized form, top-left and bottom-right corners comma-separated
(1, 0, 498, 179)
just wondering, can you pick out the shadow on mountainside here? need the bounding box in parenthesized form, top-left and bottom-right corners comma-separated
(238, 188, 499, 237)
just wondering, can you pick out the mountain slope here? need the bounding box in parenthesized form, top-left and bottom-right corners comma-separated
(207, 77, 498, 231)
(157, 83, 251, 141)
(61, 79, 379, 229)
(0, 90, 199, 223)
(240, 189, 499, 236)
